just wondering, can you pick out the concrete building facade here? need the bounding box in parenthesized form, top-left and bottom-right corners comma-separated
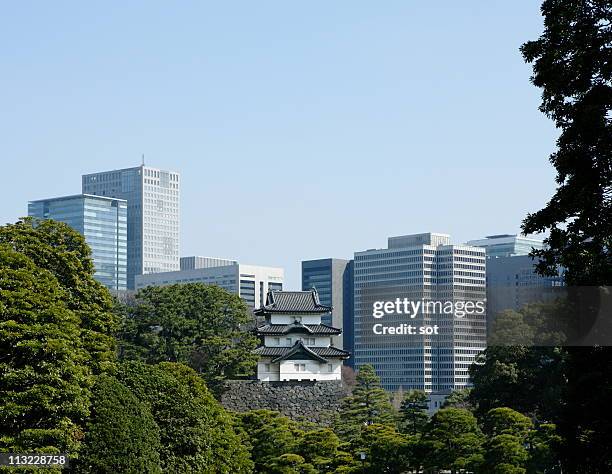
(135, 261, 284, 309)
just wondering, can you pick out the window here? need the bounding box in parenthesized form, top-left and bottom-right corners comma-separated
(274, 337, 280, 346)
(265, 364, 271, 372)
(328, 364, 333, 372)
(286, 338, 292, 345)
(294, 364, 306, 372)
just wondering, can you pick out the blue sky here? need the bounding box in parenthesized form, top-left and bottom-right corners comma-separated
(0, 1, 558, 289)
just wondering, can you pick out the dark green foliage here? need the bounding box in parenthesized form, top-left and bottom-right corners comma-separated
(236, 410, 302, 472)
(526, 423, 562, 474)
(469, 346, 565, 420)
(0, 244, 91, 455)
(357, 424, 412, 474)
(483, 408, 533, 439)
(268, 454, 317, 474)
(0, 218, 118, 373)
(118, 283, 259, 392)
(77, 375, 161, 473)
(398, 390, 429, 435)
(420, 408, 484, 473)
(297, 428, 356, 472)
(484, 434, 528, 473)
(335, 365, 395, 441)
(520, 0, 612, 287)
(441, 388, 474, 411)
(116, 361, 253, 473)
(520, 4, 612, 470)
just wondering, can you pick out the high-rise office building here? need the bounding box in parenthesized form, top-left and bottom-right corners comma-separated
(485, 255, 564, 320)
(301, 258, 354, 352)
(82, 165, 180, 289)
(135, 261, 284, 310)
(353, 233, 487, 392)
(28, 194, 128, 291)
(466, 234, 545, 258)
(467, 235, 563, 329)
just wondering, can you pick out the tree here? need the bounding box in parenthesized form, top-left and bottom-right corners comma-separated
(357, 424, 413, 474)
(335, 365, 395, 441)
(0, 218, 118, 373)
(268, 454, 317, 474)
(441, 388, 474, 411)
(119, 283, 258, 393)
(297, 428, 355, 472)
(420, 408, 484, 473)
(116, 361, 252, 473)
(0, 245, 91, 455)
(526, 423, 562, 474)
(484, 434, 529, 474)
(521, 3, 612, 469)
(236, 410, 303, 472)
(77, 375, 161, 473)
(398, 390, 429, 435)
(483, 408, 533, 439)
(469, 346, 565, 420)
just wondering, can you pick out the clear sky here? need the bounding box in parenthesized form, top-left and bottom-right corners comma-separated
(0, 1, 558, 289)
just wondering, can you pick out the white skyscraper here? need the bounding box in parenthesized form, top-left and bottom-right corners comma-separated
(82, 165, 180, 289)
(353, 233, 487, 393)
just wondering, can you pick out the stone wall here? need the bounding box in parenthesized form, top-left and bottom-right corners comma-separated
(220, 380, 350, 425)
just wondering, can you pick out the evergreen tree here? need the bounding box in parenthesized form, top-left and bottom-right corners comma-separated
(235, 410, 302, 472)
(119, 283, 258, 393)
(520, 2, 612, 469)
(77, 375, 161, 473)
(398, 390, 429, 435)
(0, 245, 91, 455)
(117, 361, 253, 473)
(335, 365, 395, 441)
(420, 408, 484, 473)
(0, 218, 119, 373)
(357, 424, 413, 474)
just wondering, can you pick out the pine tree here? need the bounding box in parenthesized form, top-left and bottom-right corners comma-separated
(335, 364, 395, 441)
(399, 390, 429, 435)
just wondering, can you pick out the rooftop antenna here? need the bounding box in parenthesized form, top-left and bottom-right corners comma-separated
(141, 154, 145, 166)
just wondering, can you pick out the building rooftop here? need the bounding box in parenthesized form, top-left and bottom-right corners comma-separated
(253, 341, 350, 361)
(255, 289, 332, 315)
(256, 322, 342, 336)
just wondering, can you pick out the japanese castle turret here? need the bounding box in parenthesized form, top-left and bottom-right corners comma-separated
(253, 289, 350, 381)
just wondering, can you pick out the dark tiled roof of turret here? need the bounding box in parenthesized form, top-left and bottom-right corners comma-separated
(256, 322, 342, 336)
(252, 342, 350, 361)
(254, 289, 332, 315)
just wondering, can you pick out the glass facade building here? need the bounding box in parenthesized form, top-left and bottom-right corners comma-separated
(82, 165, 180, 289)
(301, 258, 354, 353)
(466, 234, 545, 258)
(353, 233, 487, 392)
(28, 194, 128, 291)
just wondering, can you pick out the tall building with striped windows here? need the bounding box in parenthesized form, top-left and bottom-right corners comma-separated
(82, 165, 180, 289)
(353, 233, 486, 392)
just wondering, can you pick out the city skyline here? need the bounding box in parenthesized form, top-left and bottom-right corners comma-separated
(1, 2, 556, 290)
